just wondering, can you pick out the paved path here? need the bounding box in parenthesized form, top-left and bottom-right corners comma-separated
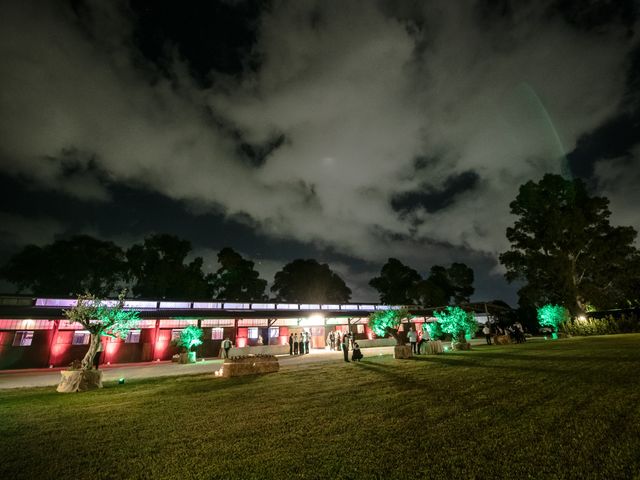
(0, 347, 397, 390)
(0, 339, 494, 390)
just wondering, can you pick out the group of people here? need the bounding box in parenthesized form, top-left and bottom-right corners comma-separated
(326, 330, 355, 351)
(325, 330, 363, 362)
(482, 322, 527, 344)
(407, 327, 431, 354)
(289, 332, 310, 355)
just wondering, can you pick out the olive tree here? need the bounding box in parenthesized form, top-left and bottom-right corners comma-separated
(63, 291, 140, 370)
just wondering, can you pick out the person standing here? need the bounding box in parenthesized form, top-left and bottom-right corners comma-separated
(222, 337, 232, 358)
(93, 339, 104, 369)
(482, 324, 492, 345)
(304, 331, 310, 354)
(293, 333, 299, 355)
(329, 331, 335, 351)
(341, 333, 350, 362)
(298, 333, 304, 355)
(407, 327, 418, 354)
(289, 333, 294, 355)
(417, 328, 428, 355)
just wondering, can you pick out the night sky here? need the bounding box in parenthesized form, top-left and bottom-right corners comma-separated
(1, 0, 639, 303)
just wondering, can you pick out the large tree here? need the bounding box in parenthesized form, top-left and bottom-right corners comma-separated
(126, 234, 213, 299)
(500, 174, 639, 315)
(413, 263, 475, 306)
(212, 247, 267, 301)
(369, 258, 421, 304)
(1, 235, 126, 296)
(271, 259, 351, 303)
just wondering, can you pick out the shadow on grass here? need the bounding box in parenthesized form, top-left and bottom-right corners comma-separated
(355, 361, 419, 389)
(468, 352, 627, 363)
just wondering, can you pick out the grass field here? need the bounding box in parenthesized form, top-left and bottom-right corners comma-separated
(1, 335, 639, 479)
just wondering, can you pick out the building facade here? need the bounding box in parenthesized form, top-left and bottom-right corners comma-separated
(0, 297, 442, 370)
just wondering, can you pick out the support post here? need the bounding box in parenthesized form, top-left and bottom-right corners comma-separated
(151, 319, 160, 361)
(47, 319, 60, 368)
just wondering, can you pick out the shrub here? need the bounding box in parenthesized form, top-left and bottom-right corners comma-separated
(537, 304, 569, 334)
(562, 313, 640, 337)
(173, 325, 204, 352)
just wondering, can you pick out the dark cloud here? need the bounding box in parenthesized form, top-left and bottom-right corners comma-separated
(128, 0, 265, 84)
(391, 170, 480, 215)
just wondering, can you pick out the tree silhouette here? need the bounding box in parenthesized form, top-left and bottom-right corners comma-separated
(126, 234, 213, 299)
(212, 248, 267, 301)
(1, 235, 126, 296)
(500, 174, 639, 314)
(271, 259, 351, 303)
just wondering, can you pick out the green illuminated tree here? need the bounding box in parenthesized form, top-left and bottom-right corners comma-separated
(434, 306, 476, 345)
(536, 304, 569, 334)
(63, 291, 140, 370)
(212, 247, 267, 301)
(368, 308, 411, 345)
(500, 174, 639, 315)
(423, 321, 444, 340)
(174, 325, 204, 352)
(271, 259, 351, 303)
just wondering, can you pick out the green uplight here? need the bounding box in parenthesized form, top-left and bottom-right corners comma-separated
(118, 378, 125, 385)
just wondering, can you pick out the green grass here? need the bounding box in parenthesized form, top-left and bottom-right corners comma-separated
(1, 335, 640, 479)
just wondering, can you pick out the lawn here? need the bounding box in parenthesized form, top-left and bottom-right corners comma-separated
(1, 335, 639, 480)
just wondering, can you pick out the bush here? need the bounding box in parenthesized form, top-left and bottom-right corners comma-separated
(562, 314, 640, 337)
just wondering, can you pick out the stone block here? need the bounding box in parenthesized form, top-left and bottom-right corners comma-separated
(57, 370, 103, 393)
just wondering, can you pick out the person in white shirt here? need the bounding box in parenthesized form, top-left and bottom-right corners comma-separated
(407, 328, 418, 354)
(482, 325, 492, 345)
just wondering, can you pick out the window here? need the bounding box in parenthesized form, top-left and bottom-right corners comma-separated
(248, 327, 259, 339)
(13, 330, 34, 346)
(171, 329, 183, 341)
(268, 327, 279, 338)
(125, 330, 141, 343)
(357, 324, 365, 334)
(72, 330, 91, 345)
(211, 328, 224, 340)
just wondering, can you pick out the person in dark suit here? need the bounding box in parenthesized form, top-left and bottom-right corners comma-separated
(341, 334, 350, 362)
(289, 333, 294, 355)
(352, 342, 363, 362)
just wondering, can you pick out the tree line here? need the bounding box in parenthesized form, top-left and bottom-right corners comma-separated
(0, 233, 474, 306)
(1, 174, 638, 314)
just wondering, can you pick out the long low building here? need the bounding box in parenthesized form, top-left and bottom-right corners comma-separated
(0, 296, 493, 369)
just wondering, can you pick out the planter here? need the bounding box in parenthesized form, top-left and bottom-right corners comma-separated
(179, 352, 197, 364)
(451, 341, 471, 351)
(393, 345, 412, 359)
(494, 335, 511, 345)
(422, 340, 444, 355)
(57, 370, 103, 393)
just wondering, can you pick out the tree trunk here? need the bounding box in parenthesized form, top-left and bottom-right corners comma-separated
(81, 333, 102, 370)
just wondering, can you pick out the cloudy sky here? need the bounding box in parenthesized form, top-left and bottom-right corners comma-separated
(1, 0, 638, 303)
